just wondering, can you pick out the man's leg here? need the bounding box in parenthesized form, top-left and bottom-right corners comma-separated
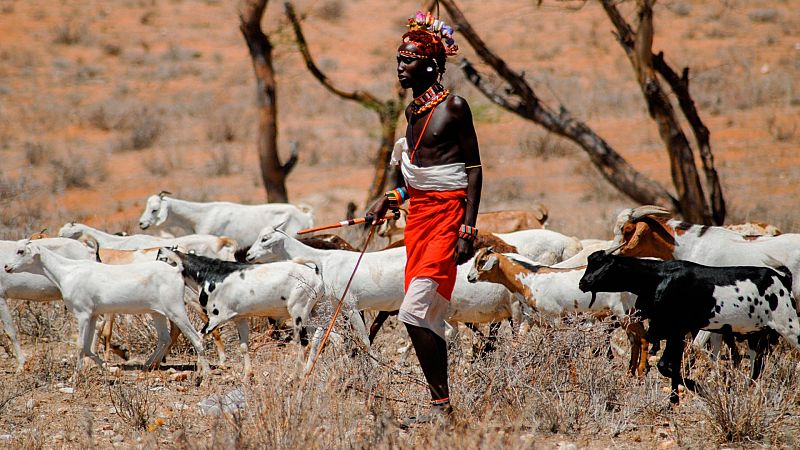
(405, 322, 450, 402)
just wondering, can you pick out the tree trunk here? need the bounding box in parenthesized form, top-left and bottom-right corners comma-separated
(602, 0, 711, 224)
(240, 0, 296, 203)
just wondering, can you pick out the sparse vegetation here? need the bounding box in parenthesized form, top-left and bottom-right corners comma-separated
(23, 141, 48, 166)
(205, 147, 240, 177)
(1, 0, 799, 447)
(108, 380, 159, 431)
(748, 8, 780, 23)
(52, 19, 89, 45)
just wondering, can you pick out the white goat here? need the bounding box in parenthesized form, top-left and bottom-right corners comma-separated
(58, 222, 237, 260)
(245, 226, 520, 369)
(158, 249, 325, 378)
(88, 244, 228, 366)
(493, 229, 582, 265)
(467, 247, 647, 376)
(0, 238, 96, 371)
(4, 241, 210, 377)
(138, 192, 314, 246)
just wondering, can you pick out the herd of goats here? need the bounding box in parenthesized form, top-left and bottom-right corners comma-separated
(2, 193, 800, 405)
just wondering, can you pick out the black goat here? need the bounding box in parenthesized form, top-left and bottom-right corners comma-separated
(579, 250, 800, 404)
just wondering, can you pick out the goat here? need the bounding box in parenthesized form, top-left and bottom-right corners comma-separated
(245, 225, 522, 369)
(158, 249, 325, 379)
(579, 250, 800, 404)
(4, 241, 210, 378)
(58, 222, 237, 261)
(467, 247, 647, 376)
(610, 206, 800, 358)
(86, 244, 228, 366)
(378, 206, 548, 244)
(138, 192, 314, 246)
(0, 238, 96, 371)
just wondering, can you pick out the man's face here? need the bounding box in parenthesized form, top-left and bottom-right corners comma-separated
(396, 42, 430, 89)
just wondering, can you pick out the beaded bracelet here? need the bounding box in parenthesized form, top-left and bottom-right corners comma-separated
(458, 224, 478, 241)
(385, 187, 408, 207)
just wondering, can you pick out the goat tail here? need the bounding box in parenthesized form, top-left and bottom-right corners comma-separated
(292, 257, 323, 279)
(762, 255, 793, 290)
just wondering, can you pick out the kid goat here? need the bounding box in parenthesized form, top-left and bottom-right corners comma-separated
(579, 250, 800, 404)
(157, 249, 325, 379)
(4, 241, 211, 378)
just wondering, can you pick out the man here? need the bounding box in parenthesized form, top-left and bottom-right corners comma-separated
(367, 11, 482, 423)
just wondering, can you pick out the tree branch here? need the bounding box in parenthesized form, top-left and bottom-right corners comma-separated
(285, 3, 383, 112)
(601, 0, 714, 224)
(440, 0, 679, 211)
(653, 52, 725, 224)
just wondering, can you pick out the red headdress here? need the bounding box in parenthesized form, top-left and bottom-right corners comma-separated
(399, 11, 458, 72)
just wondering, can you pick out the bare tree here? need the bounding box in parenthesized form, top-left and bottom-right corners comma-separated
(285, 3, 406, 209)
(602, 0, 725, 224)
(439, 0, 725, 224)
(240, 0, 297, 203)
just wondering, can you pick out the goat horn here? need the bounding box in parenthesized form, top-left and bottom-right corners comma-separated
(604, 242, 625, 255)
(630, 205, 671, 220)
(158, 190, 173, 198)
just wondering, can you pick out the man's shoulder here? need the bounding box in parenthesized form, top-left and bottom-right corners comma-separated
(443, 94, 471, 120)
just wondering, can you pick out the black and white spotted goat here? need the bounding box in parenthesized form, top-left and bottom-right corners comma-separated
(578, 250, 800, 404)
(157, 248, 325, 379)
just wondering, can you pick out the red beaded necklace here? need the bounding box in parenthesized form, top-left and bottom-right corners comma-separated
(411, 82, 449, 116)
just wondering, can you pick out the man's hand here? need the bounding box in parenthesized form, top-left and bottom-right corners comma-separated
(453, 238, 475, 265)
(365, 196, 391, 226)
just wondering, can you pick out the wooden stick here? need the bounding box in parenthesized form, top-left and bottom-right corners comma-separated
(297, 212, 398, 235)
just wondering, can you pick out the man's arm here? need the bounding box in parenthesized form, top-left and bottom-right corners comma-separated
(449, 96, 482, 265)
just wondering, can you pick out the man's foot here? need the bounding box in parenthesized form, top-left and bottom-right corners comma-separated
(400, 399, 452, 429)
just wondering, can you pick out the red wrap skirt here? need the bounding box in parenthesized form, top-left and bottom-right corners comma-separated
(404, 187, 467, 301)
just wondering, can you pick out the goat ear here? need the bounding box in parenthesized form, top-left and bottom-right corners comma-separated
(79, 235, 99, 252)
(481, 255, 498, 271)
(158, 190, 172, 198)
(154, 199, 169, 226)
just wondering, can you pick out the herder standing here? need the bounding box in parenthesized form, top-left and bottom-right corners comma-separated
(367, 11, 482, 424)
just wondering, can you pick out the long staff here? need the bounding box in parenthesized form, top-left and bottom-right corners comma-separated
(303, 222, 380, 380)
(297, 210, 399, 235)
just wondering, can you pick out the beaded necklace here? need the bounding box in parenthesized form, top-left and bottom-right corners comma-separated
(411, 82, 449, 116)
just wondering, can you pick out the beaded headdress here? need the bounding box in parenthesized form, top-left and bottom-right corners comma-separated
(399, 11, 458, 62)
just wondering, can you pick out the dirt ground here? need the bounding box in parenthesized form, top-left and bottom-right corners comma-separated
(0, 0, 799, 448)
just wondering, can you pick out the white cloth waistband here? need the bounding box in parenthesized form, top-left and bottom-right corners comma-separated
(390, 137, 468, 191)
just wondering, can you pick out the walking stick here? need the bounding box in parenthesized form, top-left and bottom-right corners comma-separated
(297, 209, 400, 235)
(303, 222, 381, 380)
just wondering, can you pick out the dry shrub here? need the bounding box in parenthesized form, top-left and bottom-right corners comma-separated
(0, 174, 46, 239)
(748, 8, 780, 23)
(52, 19, 89, 45)
(86, 101, 163, 150)
(519, 131, 577, 161)
(198, 312, 666, 448)
(13, 301, 72, 345)
(205, 147, 241, 177)
(677, 347, 800, 447)
(141, 147, 184, 176)
(108, 380, 159, 431)
(317, 0, 345, 23)
(23, 141, 49, 166)
(50, 151, 108, 191)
